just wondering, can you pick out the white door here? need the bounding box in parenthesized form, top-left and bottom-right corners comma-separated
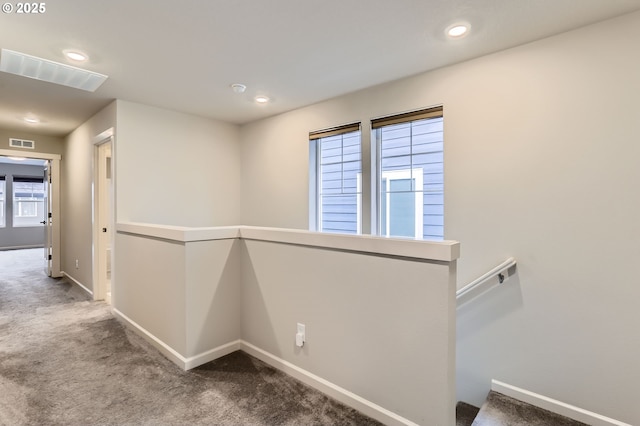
(43, 161, 52, 276)
(96, 141, 112, 302)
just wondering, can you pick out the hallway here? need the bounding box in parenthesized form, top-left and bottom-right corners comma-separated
(0, 249, 380, 425)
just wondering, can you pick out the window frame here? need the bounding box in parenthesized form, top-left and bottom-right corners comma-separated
(309, 123, 362, 235)
(308, 105, 443, 240)
(12, 176, 46, 228)
(373, 106, 444, 241)
(0, 176, 5, 228)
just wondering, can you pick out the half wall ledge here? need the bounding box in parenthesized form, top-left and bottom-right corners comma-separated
(115, 223, 460, 262)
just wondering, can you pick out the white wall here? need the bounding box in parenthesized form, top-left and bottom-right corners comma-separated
(239, 11, 640, 425)
(115, 100, 241, 227)
(62, 102, 116, 291)
(61, 100, 242, 291)
(241, 111, 321, 229)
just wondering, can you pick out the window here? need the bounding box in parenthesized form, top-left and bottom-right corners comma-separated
(310, 124, 362, 234)
(373, 107, 444, 240)
(309, 107, 444, 240)
(13, 176, 45, 227)
(0, 176, 5, 227)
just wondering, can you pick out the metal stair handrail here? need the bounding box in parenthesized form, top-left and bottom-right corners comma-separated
(456, 257, 517, 306)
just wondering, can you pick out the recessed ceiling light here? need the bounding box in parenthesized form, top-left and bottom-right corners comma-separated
(254, 95, 270, 104)
(231, 83, 247, 94)
(63, 49, 88, 62)
(23, 116, 39, 124)
(446, 23, 470, 39)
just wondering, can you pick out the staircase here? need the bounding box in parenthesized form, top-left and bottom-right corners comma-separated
(456, 391, 588, 426)
(455, 260, 593, 425)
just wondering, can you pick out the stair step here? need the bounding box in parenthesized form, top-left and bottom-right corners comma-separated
(471, 391, 589, 426)
(456, 401, 480, 426)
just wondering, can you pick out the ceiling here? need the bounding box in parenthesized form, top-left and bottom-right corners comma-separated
(1, 0, 639, 137)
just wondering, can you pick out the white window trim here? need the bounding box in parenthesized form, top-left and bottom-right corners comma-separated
(356, 173, 362, 234)
(309, 138, 319, 231)
(0, 180, 4, 228)
(311, 129, 363, 235)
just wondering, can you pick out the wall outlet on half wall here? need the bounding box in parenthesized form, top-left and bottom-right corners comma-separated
(296, 323, 305, 347)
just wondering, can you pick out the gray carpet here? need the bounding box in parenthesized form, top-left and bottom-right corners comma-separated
(0, 249, 382, 426)
(456, 401, 479, 426)
(471, 391, 588, 426)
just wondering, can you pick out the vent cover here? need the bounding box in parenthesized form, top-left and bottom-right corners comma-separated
(0, 49, 108, 92)
(9, 138, 35, 149)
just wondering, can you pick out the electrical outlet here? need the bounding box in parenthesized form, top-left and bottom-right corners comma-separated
(75, 259, 79, 269)
(296, 323, 305, 347)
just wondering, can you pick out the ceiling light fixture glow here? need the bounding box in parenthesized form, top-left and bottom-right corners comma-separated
(446, 23, 470, 38)
(64, 50, 88, 62)
(254, 95, 270, 104)
(23, 116, 39, 124)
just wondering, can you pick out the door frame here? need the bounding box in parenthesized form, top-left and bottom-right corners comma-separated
(92, 128, 115, 302)
(379, 168, 424, 239)
(44, 160, 52, 275)
(0, 149, 61, 277)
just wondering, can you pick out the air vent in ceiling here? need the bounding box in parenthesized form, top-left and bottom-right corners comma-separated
(0, 49, 108, 92)
(9, 138, 35, 149)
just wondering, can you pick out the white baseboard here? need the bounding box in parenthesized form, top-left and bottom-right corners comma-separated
(112, 308, 187, 368)
(492, 380, 632, 426)
(61, 271, 93, 297)
(240, 340, 418, 426)
(111, 308, 240, 371)
(183, 340, 241, 370)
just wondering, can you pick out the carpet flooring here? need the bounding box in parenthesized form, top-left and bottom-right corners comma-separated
(471, 391, 589, 426)
(455, 401, 479, 426)
(0, 249, 382, 426)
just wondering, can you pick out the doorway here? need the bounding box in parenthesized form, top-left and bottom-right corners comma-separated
(94, 137, 113, 303)
(0, 150, 61, 276)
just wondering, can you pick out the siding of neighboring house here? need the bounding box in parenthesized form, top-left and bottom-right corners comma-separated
(318, 130, 361, 234)
(378, 117, 444, 240)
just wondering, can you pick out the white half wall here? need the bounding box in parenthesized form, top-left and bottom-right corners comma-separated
(240, 235, 456, 425)
(114, 223, 459, 426)
(114, 225, 241, 360)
